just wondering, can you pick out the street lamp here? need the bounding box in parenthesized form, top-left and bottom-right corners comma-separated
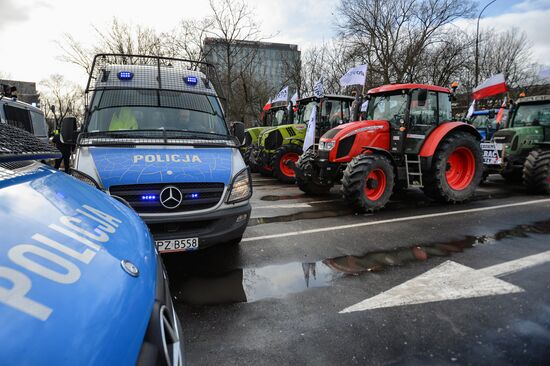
(475, 0, 497, 86)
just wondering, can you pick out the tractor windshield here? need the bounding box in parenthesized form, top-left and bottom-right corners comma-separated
(299, 101, 318, 124)
(366, 93, 408, 122)
(511, 102, 550, 127)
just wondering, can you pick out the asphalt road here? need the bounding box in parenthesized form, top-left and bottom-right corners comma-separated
(163, 174, 550, 366)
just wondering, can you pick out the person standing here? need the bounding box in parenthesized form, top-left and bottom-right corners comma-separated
(52, 128, 72, 173)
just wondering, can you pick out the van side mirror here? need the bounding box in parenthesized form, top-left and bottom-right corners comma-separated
(60, 117, 77, 144)
(230, 121, 245, 144)
(417, 89, 428, 107)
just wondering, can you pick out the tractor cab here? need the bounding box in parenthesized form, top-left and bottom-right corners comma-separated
(297, 94, 354, 138)
(469, 109, 504, 141)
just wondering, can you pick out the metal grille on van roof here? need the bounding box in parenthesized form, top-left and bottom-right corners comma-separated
(86, 54, 223, 98)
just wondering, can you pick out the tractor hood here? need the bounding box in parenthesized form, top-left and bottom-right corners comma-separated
(321, 120, 389, 141)
(0, 165, 156, 366)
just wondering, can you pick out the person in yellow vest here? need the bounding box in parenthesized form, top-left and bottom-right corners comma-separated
(109, 107, 138, 131)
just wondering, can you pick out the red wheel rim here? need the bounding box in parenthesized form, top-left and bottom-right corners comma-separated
(280, 152, 300, 177)
(446, 147, 475, 190)
(364, 168, 386, 201)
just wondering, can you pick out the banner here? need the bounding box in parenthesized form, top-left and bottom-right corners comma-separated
(340, 64, 368, 87)
(466, 100, 475, 119)
(313, 78, 324, 98)
(303, 105, 317, 151)
(472, 73, 508, 100)
(360, 100, 369, 112)
(273, 86, 289, 103)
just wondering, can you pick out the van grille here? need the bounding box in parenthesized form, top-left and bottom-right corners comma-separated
(109, 183, 225, 213)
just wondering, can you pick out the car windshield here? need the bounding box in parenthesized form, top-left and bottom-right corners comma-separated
(366, 92, 408, 121)
(511, 103, 550, 127)
(86, 89, 229, 136)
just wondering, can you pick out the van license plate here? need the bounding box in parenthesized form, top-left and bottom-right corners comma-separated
(155, 238, 199, 253)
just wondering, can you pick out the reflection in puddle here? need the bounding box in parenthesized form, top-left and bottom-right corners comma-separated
(173, 219, 550, 306)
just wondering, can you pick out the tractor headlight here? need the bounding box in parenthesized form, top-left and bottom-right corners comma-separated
(227, 168, 252, 204)
(319, 141, 336, 151)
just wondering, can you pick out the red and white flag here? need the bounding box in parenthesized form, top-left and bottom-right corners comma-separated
(263, 97, 272, 111)
(472, 73, 508, 100)
(496, 97, 507, 124)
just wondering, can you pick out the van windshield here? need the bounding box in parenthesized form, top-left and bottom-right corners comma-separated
(87, 89, 229, 136)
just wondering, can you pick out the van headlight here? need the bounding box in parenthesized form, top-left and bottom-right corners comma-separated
(227, 168, 252, 203)
(69, 168, 102, 189)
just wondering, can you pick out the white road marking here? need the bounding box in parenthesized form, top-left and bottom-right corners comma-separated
(340, 250, 550, 313)
(242, 198, 550, 242)
(253, 199, 339, 210)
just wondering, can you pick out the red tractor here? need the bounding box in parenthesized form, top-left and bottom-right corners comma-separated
(290, 84, 484, 212)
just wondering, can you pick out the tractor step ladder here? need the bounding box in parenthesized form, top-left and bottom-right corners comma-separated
(405, 155, 423, 188)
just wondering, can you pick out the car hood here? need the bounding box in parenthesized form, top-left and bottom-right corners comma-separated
(88, 146, 233, 189)
(0, 165, 156, 366)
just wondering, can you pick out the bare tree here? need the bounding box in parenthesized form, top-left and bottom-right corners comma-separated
(38, 74, 84, 130)
(337, 0, 475, 85)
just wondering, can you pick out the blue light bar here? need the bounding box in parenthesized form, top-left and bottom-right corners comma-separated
(118, 71, 134, 81)
(184, 76, 198, 86)
(141, 195, 157, 201)
(188, 193, 200, 199)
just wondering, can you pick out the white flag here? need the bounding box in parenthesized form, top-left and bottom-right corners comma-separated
(360, 100, 369, 112)
(340, 64, 367, 87)
(288, 91, 298, 111)
(313, 78, 324, 98)
(303, 105, 317, 151)
(466, 100, 476, 119)
(273, 86, 289, 103)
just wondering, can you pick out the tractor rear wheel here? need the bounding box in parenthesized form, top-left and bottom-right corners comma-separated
(272, 144, 303, 183)
(523, 149, 550, 194)
(296, 149, 333, 195)
(423, 132, 483, 202)
(342, 154, 395, 212)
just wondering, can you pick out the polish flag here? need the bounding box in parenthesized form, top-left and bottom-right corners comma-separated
(496, 97, 507, 125)
(472, 73, 508, 100)
(263, 97, 272, 111)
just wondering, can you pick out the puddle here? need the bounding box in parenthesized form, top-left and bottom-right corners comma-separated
(172, 219, 550, 306)
(260, 194, 309, 201)
(248, 208, 353, 226)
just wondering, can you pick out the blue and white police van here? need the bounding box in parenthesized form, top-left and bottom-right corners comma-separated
(0, 122, 184, 365)
(62, 54, 252, 254)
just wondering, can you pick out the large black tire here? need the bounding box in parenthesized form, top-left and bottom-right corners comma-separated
(271, 144, 303, 183)
(523, 149, 550, 194)
(423, 132, 483, 203)
(259, 164, 273, 177)
(296, 149, 333, 195)
(243, 147, 259, 173)
(341, 154, 395, 212)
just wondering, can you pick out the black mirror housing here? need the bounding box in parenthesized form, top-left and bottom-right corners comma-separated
(230, 121, 245, 144)
(417, 89, 428, 107)
(60, 117, 77, 144)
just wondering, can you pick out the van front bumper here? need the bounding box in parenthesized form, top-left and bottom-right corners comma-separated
(142, 203, 251, 250)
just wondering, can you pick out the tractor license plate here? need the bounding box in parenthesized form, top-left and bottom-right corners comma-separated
(481, 142, 503, 165)
(155, 237, 199, 253)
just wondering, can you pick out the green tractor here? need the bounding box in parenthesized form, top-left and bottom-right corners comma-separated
(489, 95, 550, 193)
(252, 94, 354, 183)
(242, 101, 291, 172)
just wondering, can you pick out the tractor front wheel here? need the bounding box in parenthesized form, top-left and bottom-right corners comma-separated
(272, 144, 303, 183)
(243, 147, 259, 173)
(342, 154, 395, 212)
(423, 132, 483, 202)
(523, 149, 550, 194)
(296, 149, 333, 195)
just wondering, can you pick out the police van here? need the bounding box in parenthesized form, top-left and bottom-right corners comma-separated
(62, 54, 251, 253)
(0, 94, 49, 144)
(0, 123, 184, 365)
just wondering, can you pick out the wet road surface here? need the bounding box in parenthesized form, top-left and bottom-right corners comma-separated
(163, 174, 550, 366)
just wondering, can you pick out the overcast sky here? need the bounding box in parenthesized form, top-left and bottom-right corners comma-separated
(0, 0, 549, 88)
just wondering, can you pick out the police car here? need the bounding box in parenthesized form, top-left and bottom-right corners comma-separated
(0, 123, 184, 365)
(62, 54, 251, 253)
